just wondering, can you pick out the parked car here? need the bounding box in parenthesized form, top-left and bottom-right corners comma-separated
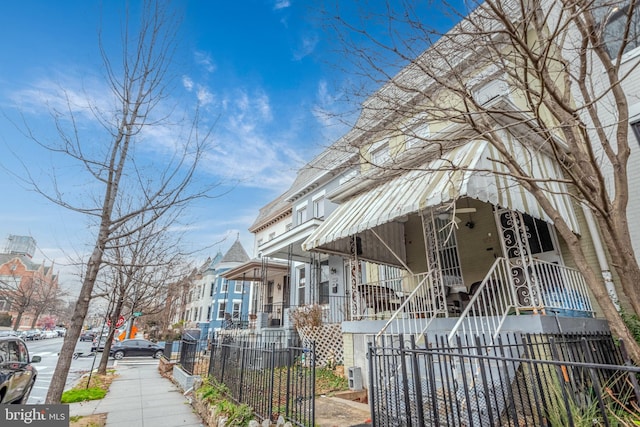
(44, 330, 58, 339)
(109, 339, 163, 360)
(23, 330, 42, 341)
(91, 335, 111, 352)
(80, 331, 95, 342)
(0, 335, 41, 403)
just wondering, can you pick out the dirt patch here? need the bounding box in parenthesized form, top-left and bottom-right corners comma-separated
(70, 413, 107, 427)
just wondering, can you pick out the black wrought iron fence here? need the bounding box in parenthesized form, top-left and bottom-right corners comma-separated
(369, 332, 640, 426)
(208, 339, 316, 427)
(178, 338, 198, 375)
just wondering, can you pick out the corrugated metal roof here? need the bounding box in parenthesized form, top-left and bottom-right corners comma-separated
(303, 138, 579, 251)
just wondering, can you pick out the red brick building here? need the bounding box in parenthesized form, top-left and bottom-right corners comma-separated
(0, 235, 59, 330)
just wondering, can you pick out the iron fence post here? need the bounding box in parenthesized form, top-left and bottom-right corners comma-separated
(367, 340, 376, 427)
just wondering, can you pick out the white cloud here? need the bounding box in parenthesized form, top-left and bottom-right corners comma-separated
(194, 50, 216, 73)
(182, 76, 194, 91)
(293, 34, 318, 61)
(273, 0, 291, 10)
(196, 86, 214, 106)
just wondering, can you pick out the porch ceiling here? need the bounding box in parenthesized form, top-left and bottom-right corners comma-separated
(259, 218, 323, 262)
(303, 138, 579, 256)
(221, 259, 288, 281)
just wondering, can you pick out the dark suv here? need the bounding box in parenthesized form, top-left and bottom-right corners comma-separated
(0, 336, 41, 404)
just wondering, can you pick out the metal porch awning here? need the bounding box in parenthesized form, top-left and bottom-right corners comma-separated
(302, 139, 579, 254)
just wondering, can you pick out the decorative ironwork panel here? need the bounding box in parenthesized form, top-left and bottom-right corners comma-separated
(495, 208, 541, 307)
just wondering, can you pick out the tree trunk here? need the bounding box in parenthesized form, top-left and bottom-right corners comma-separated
(45, 247, 103, 403)
(98, 294, 125, 375)
(30, 310, 42, 329)
(12, 310, 24, 331)
(559, 226, 640, 362)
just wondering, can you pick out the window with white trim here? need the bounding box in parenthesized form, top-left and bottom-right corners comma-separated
(406, 112, 430, 149)
(232, 300, 242, 319)
(296, 206, 307, 225)
(298, 267, 306, 305)
(220, 279, 228, 293)
(370, 145, 390, 166)
(234, 281, 243, 293)
(319, 260, 330, 304)
(313, 196, 325, 218)
(217, 301, 227, 320)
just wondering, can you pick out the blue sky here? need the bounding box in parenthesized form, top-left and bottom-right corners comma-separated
(0, 1, 462, 294)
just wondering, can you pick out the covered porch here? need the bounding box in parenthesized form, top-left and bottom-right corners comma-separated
(302, 138, 598, 341)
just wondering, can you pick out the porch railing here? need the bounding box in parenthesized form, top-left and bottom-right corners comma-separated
(447, 257, 594, 346)
(374, 270, 445, 342)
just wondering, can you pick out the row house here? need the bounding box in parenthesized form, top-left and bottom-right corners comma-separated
(228, 1, 640, 390)
(184, 238, 252, 343)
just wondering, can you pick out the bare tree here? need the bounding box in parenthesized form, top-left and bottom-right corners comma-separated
(327, 0, 640, 359)
(3, 1, 214, 403)
(93, 205, 192, 375)
(29, 277, 66, 329)
(0, 273, 36, 331)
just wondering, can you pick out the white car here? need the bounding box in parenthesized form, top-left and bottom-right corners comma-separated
(44, 330, 58, 339)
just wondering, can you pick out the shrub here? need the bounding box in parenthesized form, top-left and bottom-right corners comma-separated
(289, 304, 323, 330)
(196, 379, 253, 426)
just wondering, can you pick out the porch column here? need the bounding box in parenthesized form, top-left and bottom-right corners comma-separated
(349, 235, 363, 319)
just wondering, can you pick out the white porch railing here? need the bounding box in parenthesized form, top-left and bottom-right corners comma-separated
(447, 257, 594, 346)
(363, 256, 594, 346)
(373, 270, 447, 342)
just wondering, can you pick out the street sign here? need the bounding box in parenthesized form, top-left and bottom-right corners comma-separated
(133, 311, 142, 317)
(115, 315, 125, 328)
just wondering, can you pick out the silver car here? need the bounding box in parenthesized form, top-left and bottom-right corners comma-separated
(0, 336, 41, 403)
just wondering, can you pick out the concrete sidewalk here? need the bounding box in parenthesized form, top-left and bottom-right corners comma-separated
(69, 360, 203, 427)
(69, 359, 370, 427)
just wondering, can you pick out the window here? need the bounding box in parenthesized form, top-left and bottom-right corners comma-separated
(339, 169, 358, 185)
(633, 121, 640, 144)
(206, 306, 211, 322)
(0, 297, 11, 311)
(232, 300, 242, 319)
(296, 206, 307, 224)
(313, 196, 325, 219)
(522, 215, 554, 255)
(602, 2, 640, 59)
(220, 279, 228, 293)
(210, 282, 215, 297)
(370, 146, 390, 166)
(319, 261, 330, 304)
(217, 301, 227, 320)
(406, 112, 430, 149)
(298, 267, 306, 305)
(234, 281, 243, 293)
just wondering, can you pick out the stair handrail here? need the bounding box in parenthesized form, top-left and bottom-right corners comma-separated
(447, 257, 516, 347)
(374, 269, 437, 342)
